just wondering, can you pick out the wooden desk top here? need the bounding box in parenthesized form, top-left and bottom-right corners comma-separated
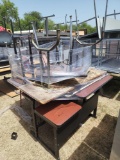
(76, 75, 112, 98)
(7, 78, 73, 104)
(35, 101, 82, 126)
(8, 78, 23, 88)
(18, 83, 73, 104)
(7, 70, 112, 104)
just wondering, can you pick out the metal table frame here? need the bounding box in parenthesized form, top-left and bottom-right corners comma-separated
(7, 75, 112, 160)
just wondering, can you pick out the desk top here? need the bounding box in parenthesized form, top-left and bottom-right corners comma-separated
(8, 74, 112, 104)
(8, 78, 22, 88)
(19, 83, 73, 104)
(7, 68, 112, 104)
(36, 101, 82, 126)
(76, 75, 112, 98)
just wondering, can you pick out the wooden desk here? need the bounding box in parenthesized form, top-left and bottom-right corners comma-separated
(7, 74, 113, 160)
(35, 101, 82, 159)
(19, 83, 73, 104)
(74, 75, 113, 122)
(76, 75, 112, 98)
(8, 77, 74, 104)
(33, 75, 112, 159)
(7, 75, 113, 130)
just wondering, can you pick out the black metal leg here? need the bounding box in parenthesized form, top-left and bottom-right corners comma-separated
(99, 87, 111, 98)
(34, 113, 39, 137)
(93, 107, 97, 118)
(54, 128, 60, 160)
(31, 100, 38, 138)
(20, 90, 22, 107)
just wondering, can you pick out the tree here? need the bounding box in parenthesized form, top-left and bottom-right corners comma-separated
(53, 22, 96, 34)
(48, 19, 55, 30)
(0, 0, 18, 29)
(22, 11, 43, 30)
(78, 22, 96, 34)
(0, 0, 96, 34)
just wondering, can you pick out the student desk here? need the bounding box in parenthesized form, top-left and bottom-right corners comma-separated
(8, 74, 112, 159)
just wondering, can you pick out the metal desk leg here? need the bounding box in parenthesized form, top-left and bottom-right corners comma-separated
(99, 87, 111, 98)
(31, 99, 38, 138)
(54, 128, 60, 160)
(20, 90, 22, 107)
(93, 107, 97, 118)
(20, 92, 38, 139)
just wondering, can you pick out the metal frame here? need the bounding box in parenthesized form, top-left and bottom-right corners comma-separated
(94, 0, 120, 74)
(33, 87, 99, 159)
(8, 73, 112, 160)
(42, 14, 55, 37)
(31, 28, 60, 87)
(34, 106, 81, 160)
(78, 0, 98, 38)
(96, 39, 120, 73)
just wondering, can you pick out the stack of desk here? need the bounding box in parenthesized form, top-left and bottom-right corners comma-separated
(8, 73, 112, 159)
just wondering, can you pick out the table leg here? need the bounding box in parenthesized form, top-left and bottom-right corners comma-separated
(20, 90, 22, 107)
(31, 99, 38, 138)
(54, 128, 60, 160)
(93, 107, 97, 118)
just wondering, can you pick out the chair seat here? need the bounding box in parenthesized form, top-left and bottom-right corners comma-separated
(35, 101, 82, 126)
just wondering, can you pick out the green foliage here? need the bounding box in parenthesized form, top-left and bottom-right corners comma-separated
(58, 24, 66, 31)
(0, 0, 96, 34)
(47, 19, 55, 30)
(53, 22, 96, 34)
(0, 0, 18, 29)
(23, 11, 42, 30)
(78, 22, 96, 34)
(13, 18, 24, 31)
